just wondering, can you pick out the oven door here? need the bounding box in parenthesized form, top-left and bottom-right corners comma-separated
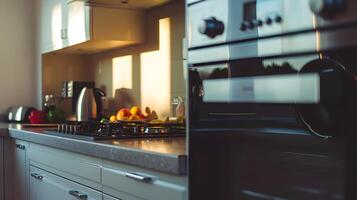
(189, 129, 347, 200)
(189, 58, 300, 128)
(188, 48, 357, 200)
(189, 53, 352, 135)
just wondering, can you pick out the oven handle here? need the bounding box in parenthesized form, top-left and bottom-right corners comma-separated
(189, 68, 202, 120)
(202, 73, 320, 104)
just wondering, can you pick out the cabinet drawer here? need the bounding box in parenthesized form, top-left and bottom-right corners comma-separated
(102, 161, 187, 200)
(29, 143, 102, 190)
(30, 166, 101, 200)
(104, 194, 142, 200)
(104, 194, 120, 200)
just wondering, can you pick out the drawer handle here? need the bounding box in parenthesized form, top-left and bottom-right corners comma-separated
(125, 172, 154, 183)
(61, 29, 68, 40)
(30, 173, 43, 180)
(16, 144, 25, 150)
(69, 190, 88, 200)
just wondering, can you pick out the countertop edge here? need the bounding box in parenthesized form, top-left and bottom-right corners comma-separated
(6, 127, 186, 175)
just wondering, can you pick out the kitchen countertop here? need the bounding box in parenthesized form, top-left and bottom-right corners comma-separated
(0, 123, 187, 175)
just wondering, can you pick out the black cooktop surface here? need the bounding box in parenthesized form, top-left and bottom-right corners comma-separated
(44, 121, 186, 141)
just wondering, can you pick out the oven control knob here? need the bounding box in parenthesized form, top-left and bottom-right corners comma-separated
(309, 0, 346, 16)
(241, 21, 254, 31)
(265, 17, 273, 25)
(199, 17, 225, 38)
(256, 19, 264, 27)
(275, 15, 283, 23)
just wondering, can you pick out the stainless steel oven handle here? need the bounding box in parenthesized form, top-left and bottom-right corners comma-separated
(69, 190, 88, 200)
(125, 172, 154, 183)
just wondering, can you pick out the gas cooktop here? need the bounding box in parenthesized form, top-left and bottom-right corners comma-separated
(44, 121, 186, 141)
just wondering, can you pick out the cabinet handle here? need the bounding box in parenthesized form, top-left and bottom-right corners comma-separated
(125, 172, 154, 183)
(61, 29, 68, 39)
(16, 144, 25, 150)
(30, 173, 43, 180)
(69, 190, 88, 200)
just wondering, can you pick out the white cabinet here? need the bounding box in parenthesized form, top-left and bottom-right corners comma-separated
(68, 0, 173, 10)
(67, 1, 90, 46)
(0, 138, 3, 200)
(25, 142, 187, 200)
(104, 194, 120, 200)
(29, 143, 102, 190)
(102, 161, 187, 200)
(40, 0, 145, 54)
(29, 166, 102, 200)
(40, 0, 68, 53)
(4, 139, 29, 200)
(103, 194, 141, 200)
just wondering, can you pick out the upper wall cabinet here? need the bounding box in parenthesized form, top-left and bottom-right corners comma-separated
(67, 1, 90, 47)
(69, 0, 174, 10)
(40, 0, 145, 54)
(41, 0, 69, 53)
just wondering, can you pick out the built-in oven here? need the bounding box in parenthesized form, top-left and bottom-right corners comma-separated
(187, 0, 357, 199)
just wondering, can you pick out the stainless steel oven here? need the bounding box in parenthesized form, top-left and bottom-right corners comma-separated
(187, 0, 357, 199)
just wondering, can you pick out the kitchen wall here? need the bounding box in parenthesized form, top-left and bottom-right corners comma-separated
(42, 54, 93, 96)
(42, 54, 93, 114)
(89, 0, 185, 118)
(0, 0, 38, 116)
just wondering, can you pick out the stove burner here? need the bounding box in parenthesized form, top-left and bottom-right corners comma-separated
(44, 121, 185, 141)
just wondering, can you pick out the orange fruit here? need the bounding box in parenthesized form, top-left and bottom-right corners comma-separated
(116, 108, 131, 120)
(110, 115, 116, 122)
(130, 106, 141, 115)
(129, 114, 140, 121)
(138, 113, 146, 119)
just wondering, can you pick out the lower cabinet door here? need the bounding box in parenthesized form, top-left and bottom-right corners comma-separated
(0, 138, 3, 200)
(103, 193, 143, 200)
(104, 194, 120, 200)
(4, 139, 29, 200)
(29, 166, 102, 200)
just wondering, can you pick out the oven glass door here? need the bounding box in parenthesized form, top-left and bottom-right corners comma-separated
(189, 54, 323, 129)
(189, 48, 357, 200)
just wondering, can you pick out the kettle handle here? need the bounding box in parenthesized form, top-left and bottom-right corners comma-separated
(94, 88, 106, 97)
(93, 88, 105, 120)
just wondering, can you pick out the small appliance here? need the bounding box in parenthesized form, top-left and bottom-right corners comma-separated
(7, 106, 36, 122)
(76, 87, 105, 121)
(61, 81, 95, 112)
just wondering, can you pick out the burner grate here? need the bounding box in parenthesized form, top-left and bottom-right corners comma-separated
(44, 121, 185, 141)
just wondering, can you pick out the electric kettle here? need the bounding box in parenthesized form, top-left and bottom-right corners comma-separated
(76, 87, 105, 121)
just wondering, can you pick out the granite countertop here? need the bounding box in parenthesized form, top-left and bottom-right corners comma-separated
(0, 123, 187, 175)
